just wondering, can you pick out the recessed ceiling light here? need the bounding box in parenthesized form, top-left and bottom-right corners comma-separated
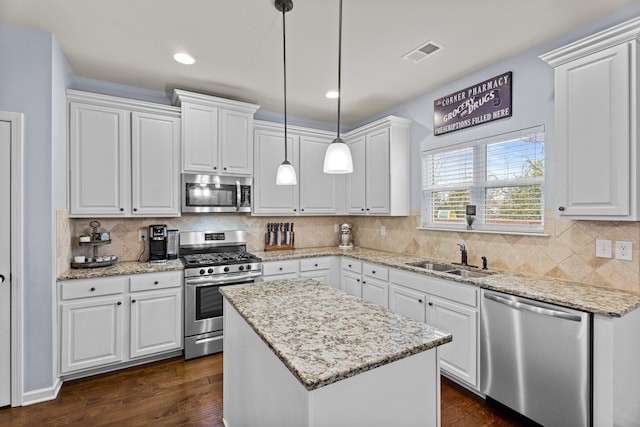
(174, 53, 195, 65)
(325, 90, 339, 99)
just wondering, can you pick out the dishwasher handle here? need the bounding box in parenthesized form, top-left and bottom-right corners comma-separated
(484, 292, 583, 322)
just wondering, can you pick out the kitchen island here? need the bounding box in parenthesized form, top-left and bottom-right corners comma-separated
(220, 277, 451, 427)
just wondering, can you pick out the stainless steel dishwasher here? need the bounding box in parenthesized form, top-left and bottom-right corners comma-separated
(481, 290, 591, 427)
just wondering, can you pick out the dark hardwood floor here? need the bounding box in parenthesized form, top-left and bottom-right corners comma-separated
(0, 354, 526, 426)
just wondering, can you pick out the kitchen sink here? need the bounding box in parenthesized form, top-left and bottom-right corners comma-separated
(446, 269, 491, 278)
(405, 262, 455, 272)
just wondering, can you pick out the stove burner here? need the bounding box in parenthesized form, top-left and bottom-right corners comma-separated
(182, 252, 261, 268)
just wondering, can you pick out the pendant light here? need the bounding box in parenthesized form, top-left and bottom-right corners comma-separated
(323, 0, 353, 174)
(275, 0, 297, 185)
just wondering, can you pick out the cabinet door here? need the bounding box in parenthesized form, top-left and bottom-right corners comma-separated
(427, 296, 478, 388)
(220, 110, 253, 176)
(362, 276, 389, 308)
(130, 288, 182, 359)
(182, 102, 219, 173)
(60, 296, 124, 373)
(346, 135, 367, 214)
(366, 127, 391, 214)
(253, 129, 299, 215)
(341, 270, 362, 298)
(555, 42, 631, 217)
(299, 135, 338, 215)
(131, 112, 181, 216)
(69, 102, 129, 216)
(389, 284, 426, 323)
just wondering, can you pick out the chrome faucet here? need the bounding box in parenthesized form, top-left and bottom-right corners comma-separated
(457, 243, 468, 266)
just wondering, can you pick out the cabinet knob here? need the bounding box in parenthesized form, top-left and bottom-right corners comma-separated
(90, 287, 96, 292)
(558, 206, 565, 211)
(428, 302, 433, 306)
(133, 208, 137, 212)
(279, 267, 283, 271)
(223, 167, 227, 171)
(120, 208, 124, 212)
(132, 299, 136, 303)
(314, 264, 318, 267)
(372, 270, 376, 274)
(0, 274, 4, 283)
(361, 208, 365, 212)
(418, 299, 423, 303)
(213, 166, 217, 170)
(293, 209, 297, 212)
(348, 264, 352, 267)
(366, 208, 370, 211)
(154, 281, 159, 285)
(301, 208, 304, 212)
(117, 301, 122, 306)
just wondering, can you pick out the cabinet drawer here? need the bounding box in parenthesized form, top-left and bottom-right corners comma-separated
(341, 258, 362, 274)
(130, 271, 182, 292)
(363, 263, 388, 281)
(263, 260, 299, 276)
(427, 277, 478, 308)
(300, 257, 331, 272)
(60, 276, 126, 300)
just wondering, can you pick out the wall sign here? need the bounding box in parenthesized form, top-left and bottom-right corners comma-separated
(434, 71, 512, 136)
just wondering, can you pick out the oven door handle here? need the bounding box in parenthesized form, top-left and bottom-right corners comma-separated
(185, 272, 261, 286)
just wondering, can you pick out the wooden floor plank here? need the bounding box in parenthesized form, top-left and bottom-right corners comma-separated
(0, 353, 527, 426)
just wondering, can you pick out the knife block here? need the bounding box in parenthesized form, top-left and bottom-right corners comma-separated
(264, 231, 295, 251)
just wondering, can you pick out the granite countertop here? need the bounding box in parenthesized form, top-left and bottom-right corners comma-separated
(220, 278, 452, 391)
(57, 259, 184, 280)
(257, 246, 640, 317)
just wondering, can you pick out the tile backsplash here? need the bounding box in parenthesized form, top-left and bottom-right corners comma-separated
(57, 209, 640, 294)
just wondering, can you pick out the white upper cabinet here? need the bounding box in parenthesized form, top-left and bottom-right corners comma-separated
(541, 17, 640, 220)
(131, 111, 181, 216)
(173, 90, 260, 176)
(68, 90, 181, 217)
(345, 116, 412, 216)
(253, 121, 344, 216)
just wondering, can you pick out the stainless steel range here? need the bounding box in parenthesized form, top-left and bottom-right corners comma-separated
(180, 230, 262, 360)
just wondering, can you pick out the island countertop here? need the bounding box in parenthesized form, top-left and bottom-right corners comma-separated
(220, 277, 452, 391)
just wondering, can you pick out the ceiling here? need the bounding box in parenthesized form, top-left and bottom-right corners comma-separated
(1, 0, 637, 124)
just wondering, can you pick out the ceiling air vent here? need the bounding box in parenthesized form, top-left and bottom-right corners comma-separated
(402, 40, 443, 64)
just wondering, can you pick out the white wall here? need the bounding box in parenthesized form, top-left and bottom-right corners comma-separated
(348, 3, 640, 211)
(0, 22, 70, 394)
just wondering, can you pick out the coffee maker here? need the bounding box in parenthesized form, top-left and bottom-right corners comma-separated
(149, 225, 168, 263)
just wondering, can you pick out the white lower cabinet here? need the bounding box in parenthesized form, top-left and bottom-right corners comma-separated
(130, 287, 182, 359)
(60, 295, 125, 373)
(389, 268, 479, 390)
(340, 258, 389, 308)
(262, 260, 300, 281)
(59, 270, 183, 376)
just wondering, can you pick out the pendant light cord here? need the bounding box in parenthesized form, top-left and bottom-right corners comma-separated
(336, 0, 342, 138)
(282, 6, 289, 162)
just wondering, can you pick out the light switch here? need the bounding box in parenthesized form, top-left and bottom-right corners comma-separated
(615, 241, 633, 261)
(595, 239, 612, 258)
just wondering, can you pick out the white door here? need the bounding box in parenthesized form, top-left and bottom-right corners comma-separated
(0, 120, 11, 406)
(129, 289, 182, 359)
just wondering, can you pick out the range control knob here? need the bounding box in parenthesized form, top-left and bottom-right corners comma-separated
(238, 265, 245, 271)
(246, 265, 252, 270)
(224, 266, 230, 272)
(199, 269, 205, 275)
(208, 268, 214, 274)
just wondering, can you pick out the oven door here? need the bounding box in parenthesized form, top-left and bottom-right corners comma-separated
(184, 273, 260, 337)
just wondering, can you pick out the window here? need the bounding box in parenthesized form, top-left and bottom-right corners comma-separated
(422, 126, 545, 233)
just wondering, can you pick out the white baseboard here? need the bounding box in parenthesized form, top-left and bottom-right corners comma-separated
(22, 377, 62, 406)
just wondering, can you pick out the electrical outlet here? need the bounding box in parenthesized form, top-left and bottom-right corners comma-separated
(334, 224, 339, 233)
(138, 229, 147, 241)
(595, 239, 612, 258)
(380, 225, 386, 236)
(615, 241, 633, 261)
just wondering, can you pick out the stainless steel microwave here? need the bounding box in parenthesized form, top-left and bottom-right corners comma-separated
(182, 174, 252, 213)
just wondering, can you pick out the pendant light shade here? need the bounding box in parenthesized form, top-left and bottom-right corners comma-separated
(275, 0, 297, 186)
(323, 0, 353, 174)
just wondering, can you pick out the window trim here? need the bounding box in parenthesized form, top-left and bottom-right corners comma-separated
(421, 125, 545, 234)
